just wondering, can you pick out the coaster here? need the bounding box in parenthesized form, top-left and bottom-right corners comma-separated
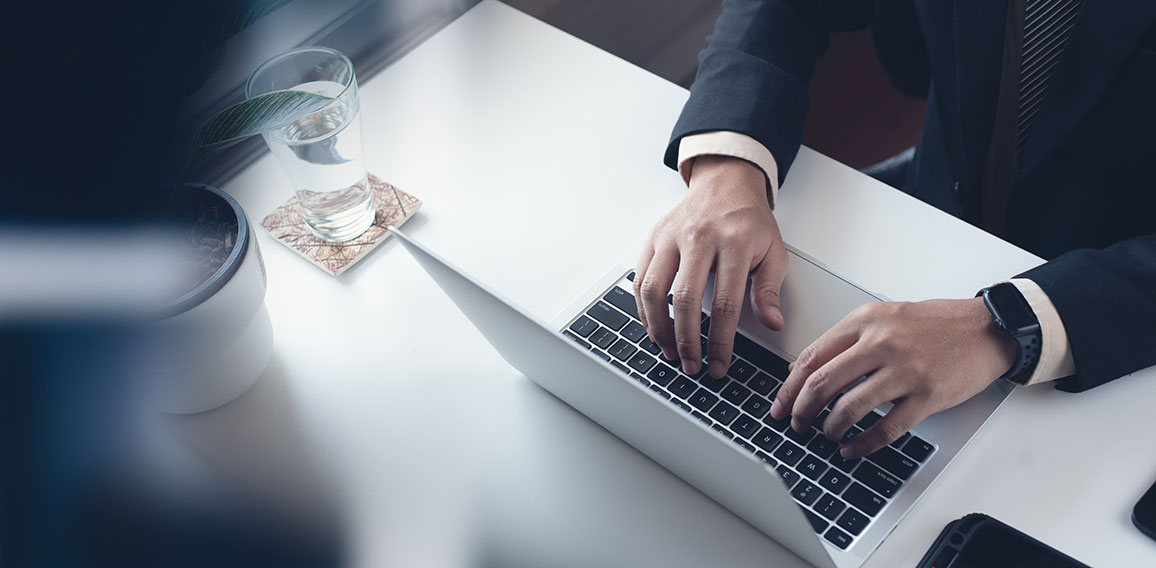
(260, 174, 422, 276)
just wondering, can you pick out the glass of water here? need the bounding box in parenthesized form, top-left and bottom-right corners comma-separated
(246, 47, 374, 242)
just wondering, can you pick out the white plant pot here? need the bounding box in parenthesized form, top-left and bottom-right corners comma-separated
(148, 185, 273, 414)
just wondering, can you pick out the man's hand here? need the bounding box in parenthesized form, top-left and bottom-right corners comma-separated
(634, 155, 788, 378)
(770, 298, 1018, 459)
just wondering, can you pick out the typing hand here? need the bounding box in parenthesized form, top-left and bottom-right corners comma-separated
(770, 298, 1018, 459)
(633, 155, 788, 379)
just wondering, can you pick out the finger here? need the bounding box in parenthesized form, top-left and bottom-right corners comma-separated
(789, 342, 881, 432)
(770, 321, 859, 421)
(633, 246, 656, 329)
(639, 246, 679, 361)
(822, 368, 912, 443)
(840, 398, 927, 459)
(749, 239, 789, 331)
(704, 246, 749, 378)
(671, 246, 713, 375)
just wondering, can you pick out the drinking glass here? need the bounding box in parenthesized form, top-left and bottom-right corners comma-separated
(246, 47, 374, 242)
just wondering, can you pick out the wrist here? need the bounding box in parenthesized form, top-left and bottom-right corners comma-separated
(687, 155, 772, 207)
(964, 296, 1019, 380)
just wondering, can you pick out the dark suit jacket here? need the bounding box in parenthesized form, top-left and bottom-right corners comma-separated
(665, 0, 1156, 392)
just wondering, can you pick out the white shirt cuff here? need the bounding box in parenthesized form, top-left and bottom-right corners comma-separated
(1005, 278, 1077, 385)
(677, 131, 780, 209)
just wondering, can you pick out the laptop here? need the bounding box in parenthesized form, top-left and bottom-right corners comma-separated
(390, 227, 1012, 568)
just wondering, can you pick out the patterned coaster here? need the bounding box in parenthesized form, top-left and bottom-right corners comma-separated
(261, 174, 421, 276)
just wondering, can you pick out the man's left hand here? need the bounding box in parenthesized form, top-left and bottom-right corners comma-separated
(769, 298, 1018, 459)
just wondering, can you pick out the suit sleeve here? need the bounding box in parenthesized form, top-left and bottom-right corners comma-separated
(1018, 233, 1156, 392)
(664, 0, 875, 185)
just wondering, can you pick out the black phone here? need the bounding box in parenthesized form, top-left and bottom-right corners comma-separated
(1134, 478, 1156, 541)
(916, 513, 1088, 568)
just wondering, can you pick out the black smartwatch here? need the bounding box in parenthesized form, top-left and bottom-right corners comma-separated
(978, 283, 1042, 384)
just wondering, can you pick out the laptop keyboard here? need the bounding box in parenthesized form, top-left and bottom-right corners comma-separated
(561, 275, 937, 550)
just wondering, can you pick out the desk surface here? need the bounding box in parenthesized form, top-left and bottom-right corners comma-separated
(199, 2, 1156, 565)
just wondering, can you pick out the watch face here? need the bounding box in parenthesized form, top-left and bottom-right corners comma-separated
(987, 283, 1037, 333)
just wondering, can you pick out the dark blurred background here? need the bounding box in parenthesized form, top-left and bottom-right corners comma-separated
(2, 1, 924, 566)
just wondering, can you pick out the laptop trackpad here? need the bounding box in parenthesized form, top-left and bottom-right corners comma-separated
(705, 249, 881, 360)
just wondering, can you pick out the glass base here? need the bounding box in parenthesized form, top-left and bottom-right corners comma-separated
(302, 191, 375, 242)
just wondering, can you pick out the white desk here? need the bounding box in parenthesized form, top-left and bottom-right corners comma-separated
(196, 2, 1156, 565)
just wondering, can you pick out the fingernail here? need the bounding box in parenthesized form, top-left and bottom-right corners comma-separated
(840, 446, 858, 459)
(708, 359, 726, 378)
(682, 358, 698, 374)
(770, 399, 784, 419)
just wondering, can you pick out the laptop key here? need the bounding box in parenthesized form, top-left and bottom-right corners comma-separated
(852, 462, 902, 498)
(814, 409, 831, 431)
(638, 337, 661, 355)
(621, 321, 647, 343)
(627, 351, 658, 374)
(568, 315, 598, 337)
(776, 465, 801, 489)
(866, 446, 918, 480)
(730, 414, 761, 439)
(593, 351, 612, 362)
(721, 381, 751, 405)
(602, 287, 640, 319)
(590, 326, 616, 349)
(648, 384, 670, 399)
(824, 527, 853, 550)
(815, 494, 847, 521)
(798, 454, 828, 480)
(791, 480, 823, 506)
(691, 411, 712, 426)
(670, 376, 697, 399)
(786, 425, 816, 445)
(841, 425, 864, 444)
(748, 372, 777, 396)
(697, 373, 728, 393)
(734, 440, 758, 454)
(857, 410, 884, 430)
(563, 331, 591, 349)
(611, 361, 630, 374)
(756, 452, 777, 468)
(689, 388, 719, 412)
(819, 469, 852, 494)
(807, 435, 840, 460)
(700, 316, 711, 336)
(764, 413, 791, 432)
(647, 363, 677, 386)
(671, 400, 693, 413)
(829, 454, 861, 474)
(708, 401, 740, 425)
(727, 359, 758, 383)
(752, 427, 783, 453)
(732, 333, 792, 379)
(902, 435, 935, 462)
(802, 508, 828, 534)
(741, 395, 771, 419)
(711, 423, 732, 439)
(844, 483, 886, 516)
(836, 508, 869, 536)
(587, 302, 629, 330)
(773, 440, 805, 466)
(608, 338, 637, 361)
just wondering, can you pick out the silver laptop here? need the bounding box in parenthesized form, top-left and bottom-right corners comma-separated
(390, 227, 1012, 568)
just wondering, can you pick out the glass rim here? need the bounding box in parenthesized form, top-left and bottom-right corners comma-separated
(244, 45, 355, 101)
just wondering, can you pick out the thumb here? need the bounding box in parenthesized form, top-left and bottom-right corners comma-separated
(750, 243, 788, 331)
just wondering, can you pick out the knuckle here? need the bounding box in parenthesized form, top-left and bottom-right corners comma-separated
(675, 336, 700, 352)
(711, 293, 740, 320)
(832, 395, 865, 424)
(873, 420, 907, 445)
(639, 277, 664, 302)
(683, 221, 716, 243)
(795, 345, 818, 373)
(718, 227, 744, 247)
(804, 368, 832, 395)
(672, 287, 699, 310)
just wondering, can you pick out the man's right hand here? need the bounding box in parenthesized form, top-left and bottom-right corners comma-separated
(634, 155, 789, 379)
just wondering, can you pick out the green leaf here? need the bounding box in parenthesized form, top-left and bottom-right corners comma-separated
(187, 89, 333, 167)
